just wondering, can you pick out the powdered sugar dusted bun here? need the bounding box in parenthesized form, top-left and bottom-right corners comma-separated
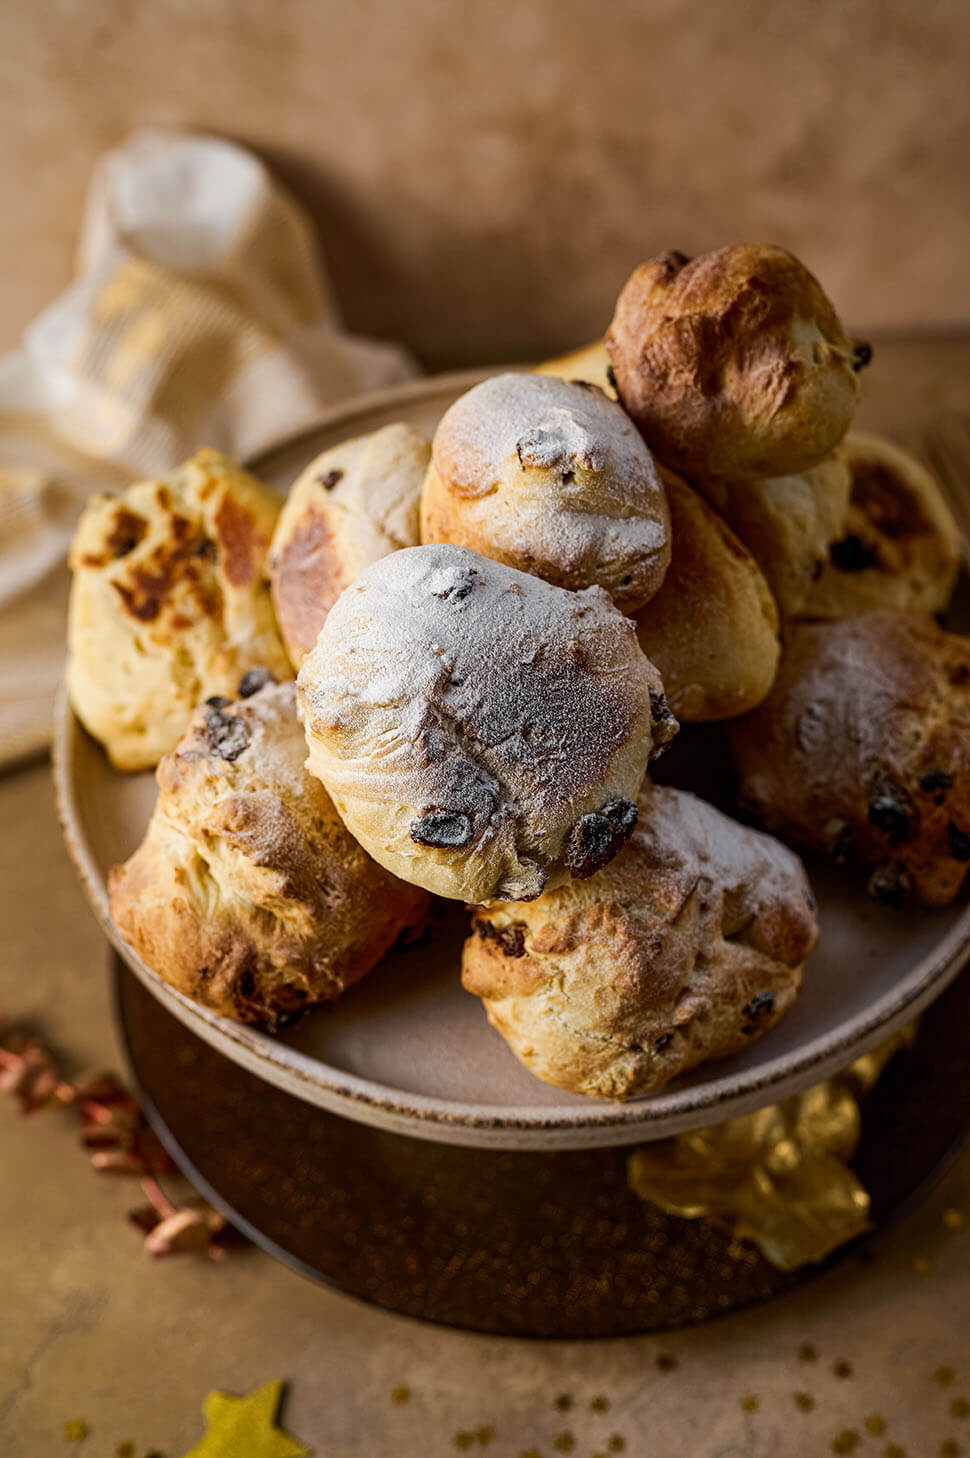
(298, 544, 676, 903)
(607, 245, 861, 486)
(462, 784, 817, 1100)
(421, 373, 671, 612)
(269, 423, 430, 666)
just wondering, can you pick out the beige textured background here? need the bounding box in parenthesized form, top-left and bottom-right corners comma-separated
(0, 0, 968, 367)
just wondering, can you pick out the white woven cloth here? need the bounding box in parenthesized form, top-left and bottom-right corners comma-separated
(0, 128, 415, 768)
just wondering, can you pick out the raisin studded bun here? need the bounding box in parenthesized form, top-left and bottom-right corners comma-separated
(109, 678, 428, 1027)
(68, 449, 291, 771)
(462, 784, 817, 1100)
(298, 544, 676, 904)
(420, 373, 671, 613)
(607, 245, 862, 486)
(269, 423, 430, 666)
(793, 433, 961, 621)
(634, 468, 780, 721)
(730, 613, 970, 906)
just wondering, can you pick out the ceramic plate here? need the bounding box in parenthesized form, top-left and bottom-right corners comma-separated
(54, 369, 970, 1150)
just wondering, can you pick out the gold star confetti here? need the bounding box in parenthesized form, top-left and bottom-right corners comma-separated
(938, 1369, 958, 1387)
(952, 1399, 970, 1419)
(181, 1380, 308, 1458)
(832, 1431, 860, 1454)
(740, 1395, 759, 1413)
(795, 1393, 815, 1412)
(64, 1420, 88, 1442)
(943, 1208, 966, 1231)
(590, 1396, 609, 1413)
(391, 1386, 410, 1405)
(865, 1415, 887, 1435)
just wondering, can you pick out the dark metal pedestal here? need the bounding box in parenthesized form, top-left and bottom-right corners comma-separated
(116, 959, 970, 1338)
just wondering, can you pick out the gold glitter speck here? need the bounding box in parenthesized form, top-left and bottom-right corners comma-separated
(938, 1368, 958, 1387)
(865, 1415, 887, 1435)
(795, 1392, 815, 1412)
(64, 1421, 88, 1442)
(740, 1395, 759, 1412)
(832, 1431, 860, 1454)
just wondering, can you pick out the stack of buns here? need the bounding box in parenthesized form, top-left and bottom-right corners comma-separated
(66, 243, 967, 1103)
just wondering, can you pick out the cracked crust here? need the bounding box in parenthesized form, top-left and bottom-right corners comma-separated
(634, 467, 780, 720)
(298, 544, 674, 903)
(108, 680, 429, 1026)
(461, 783, 816, 1100)
(269, 423, 430, 665)
(606, 245, 859, 486)
(420, 373, 671, 612)
(68, 449, 291, 771)
(730, 612, 970, 905)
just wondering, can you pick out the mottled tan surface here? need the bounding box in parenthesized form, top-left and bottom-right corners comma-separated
(0, 761, 968, 1458)
(0, 0, 968, 369)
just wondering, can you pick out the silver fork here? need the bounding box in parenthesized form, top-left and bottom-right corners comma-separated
(920, 411, 970, 568)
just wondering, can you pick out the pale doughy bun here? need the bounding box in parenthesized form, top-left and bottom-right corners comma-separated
(794, 432, 962, 621)
(462, 784, 817, 1100)
(730, 612, 970, 906)
(298, 544, 676, 904)
(420, 373, 671, 612)
(68, 449, 290, 771)
(607, 245, 861, 485)
(269, 423, 430, 665)
(533, 340, 616, 396)
(634, 468, 780, 721)
(714, 450, 853, 617)
(108, 679, 428, 1028)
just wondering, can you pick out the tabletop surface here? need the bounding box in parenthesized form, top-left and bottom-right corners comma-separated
(3, 338, 970, 1458)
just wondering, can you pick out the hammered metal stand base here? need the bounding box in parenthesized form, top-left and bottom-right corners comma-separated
(116, 959, 970, 1337)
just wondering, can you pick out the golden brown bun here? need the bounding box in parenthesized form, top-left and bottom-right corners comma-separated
(67, 449, 291, 771)
(793, 432, 962, 621)
(730, 612, 970, 906)
(532, 340, 616, 396)
(634, 468, 780, 721)
(108, 679, 428, 1027)
(462, 783, 817, 1101)
(606, 245, 860, 485)
(421, 373, 671, 612)
(268, 423, 430, 665)
(298, 544, 676, 904)
(714, 450, 854, 617)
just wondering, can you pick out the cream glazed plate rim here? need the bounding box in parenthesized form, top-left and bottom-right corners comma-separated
(54, 367, 970, 1151)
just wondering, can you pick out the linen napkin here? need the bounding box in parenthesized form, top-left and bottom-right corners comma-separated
(0, 128, 416, 768)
